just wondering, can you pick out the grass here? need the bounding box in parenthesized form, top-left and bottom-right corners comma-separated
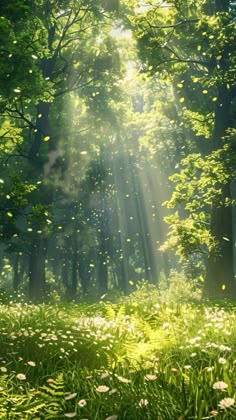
(0, 286, 236, 419)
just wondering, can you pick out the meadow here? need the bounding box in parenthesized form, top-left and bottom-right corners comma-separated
(0, 281, 236, 419)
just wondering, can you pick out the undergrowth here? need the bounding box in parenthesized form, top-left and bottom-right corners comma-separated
(0, 280, 235, 419)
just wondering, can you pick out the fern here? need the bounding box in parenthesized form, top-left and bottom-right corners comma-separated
(0, 373, 67, 419)
(116, 305, 125, 320)
(0, 374, 46, 419)
(38, 373, 66, 419)
(104, 304, 116, 320)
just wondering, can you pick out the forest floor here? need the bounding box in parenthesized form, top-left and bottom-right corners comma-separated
(0, 289, 235, 419)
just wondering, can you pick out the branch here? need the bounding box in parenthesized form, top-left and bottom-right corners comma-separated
(73, 123, 97, 134)
(190, 116, 215, 123)
(4, 152, 29, 165)
(54, 74, 96, 97)
(5, 107, 37, 131)
(152, 57, 210, 69)
(0, 129, 12, 140)
(144, 18, 199, 30)
(163, 44, 210, 69)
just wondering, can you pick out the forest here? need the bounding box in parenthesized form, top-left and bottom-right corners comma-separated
(0, 0, 236, 418)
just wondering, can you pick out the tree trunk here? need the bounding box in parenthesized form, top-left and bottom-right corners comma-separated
(78, 254, 90, 296)
(98, 259, 108, 294)
(162, 252, 170, 286)
(27, 45, 58, 301)
(214, 0, 229, 13)
(204, 183, 236, 298)
(13, 252, 20, 291)
(133, 170, 159, 284)
(62, 259, 69, 288)
(204, 0, 235, 297)
(70, 234, 78, 299)
(18, 255, 26, 285)
(97, 231, 108, 294)
(116, 258, 128, 293)
(29, 235, 48, 301)
(204, 83, 236, 297)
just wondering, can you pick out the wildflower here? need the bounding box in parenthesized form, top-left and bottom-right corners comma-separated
(116, 376, 131, 383)
(219, 345, 231, 351)
(65, 393, 77, 400)
(100, 372, 110, 379)
(212, 381, 228, 391)
(210, 410, 218, 415)
(205, 367, 214, 372)
(27, 361, 36, 367)
(184, 365, 191, 370)
(189, 336, 201, 344)
(105, 416, 118, 420)
(171, 368, 178, 372)
(145, 374, 157, 381)
(31, 391, 42, 396)
(47, 378, 54, 383)
(218, 397, 235, 409)
(218, 357, 226, 364)
(138, 399, 149, 407)
(78, 399, 87, 407)
(16, 373, 26, 380)
(109, 388, 117, 395)
(96, 385, 109, 393)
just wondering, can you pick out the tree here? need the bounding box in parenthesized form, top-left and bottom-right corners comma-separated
(0, 0, 127, 300)
(130, 0, 236, 297)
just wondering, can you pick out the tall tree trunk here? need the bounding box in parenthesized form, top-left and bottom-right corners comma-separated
(98, 258, 108, 295)
(97, 230, 108, 294)
(204, 154, 236, 297)
(78, 253, 90, 296)
(204, 183, 236, 298)
(13, 252, 20, 291)
(204, 88, 236, 296)
(162, 252, 170, 286)
(70, 234, 78, 299)
(29, 235, 48, 301)
(18, 255, 26, 285)
(62, 259, 69, 288)
(133, 169, 159, 284)
(115, 230, 128, 293)
(116, 258, 128, 293)
(203, 0, 236, 297)
(26, 36, 58, 301)
(214, 0, 229, 13)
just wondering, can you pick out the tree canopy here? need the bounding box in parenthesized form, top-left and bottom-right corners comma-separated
(0, 0, 235, 301)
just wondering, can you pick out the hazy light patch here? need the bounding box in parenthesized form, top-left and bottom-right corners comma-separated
(96, 35, 103, 45)
(126, 61, 135, 81)
(136, 1, 169, 14)
(136, 2, 154, 14)
(136, 159, 171, 284)
(110, 26, 132, 40)
(110, 142, 130, 288)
